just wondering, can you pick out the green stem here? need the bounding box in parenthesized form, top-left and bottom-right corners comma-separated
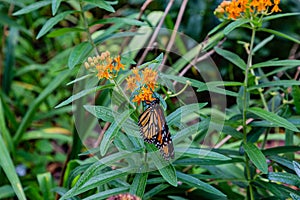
(242, 25, 256, 200)
(111, 79, 136, 110)
(79, 0, 99, 55)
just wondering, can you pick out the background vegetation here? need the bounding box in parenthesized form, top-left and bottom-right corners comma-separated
(0, 0, 299, 199)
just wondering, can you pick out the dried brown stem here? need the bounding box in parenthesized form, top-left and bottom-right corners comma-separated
(160, 0, 189, 70)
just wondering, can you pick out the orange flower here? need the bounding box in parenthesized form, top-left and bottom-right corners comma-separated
(126, 76, 137, 91)
(114, 55, 125, 71)
(132, 67, 141, 82)
(271, 0, 281, 12)
(132, 86, 155, 104)
(142, 68, 157, 85)
(85, 51, 125, 80)
(214, 0, 281, 20)
(126, 67, 158, 104)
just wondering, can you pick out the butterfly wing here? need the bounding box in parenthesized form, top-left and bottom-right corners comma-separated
(138, 100, 175, 160)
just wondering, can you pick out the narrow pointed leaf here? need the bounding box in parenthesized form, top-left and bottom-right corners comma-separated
(13, 0, 51, 15)
(293, 161, 300, 177)
(268, 172, 300, 186)
(214, 47, 246, 70)
(248, 107, 299, 132)
(251, 60, 300, 69)
(129, 165, 148, 197)
(258, 28, 300, 44)
(223, 18, 249, 35)
(55, 84, 114, 108)
(243, 142, 268, 174)
(0, 135, 26, 200)
(68, 42, 93, 69)
(37, 11, 75, 39)
(83, 0, 115, 12)
(177, 171, 226, 197)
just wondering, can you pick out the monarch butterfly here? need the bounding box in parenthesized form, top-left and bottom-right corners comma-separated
(138, 98, 175, 160)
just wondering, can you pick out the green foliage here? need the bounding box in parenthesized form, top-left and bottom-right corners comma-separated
(0, 0, 299, 199)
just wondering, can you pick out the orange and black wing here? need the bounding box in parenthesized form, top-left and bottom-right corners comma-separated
(138, 100, 174, 160)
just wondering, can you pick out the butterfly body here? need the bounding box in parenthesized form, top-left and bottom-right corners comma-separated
(138, 98, 175, 160)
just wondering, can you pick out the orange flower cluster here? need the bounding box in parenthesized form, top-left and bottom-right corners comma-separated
(126, 67, 158, 104)
(84, 51, 124, 80)
(214, 0, 281, 20)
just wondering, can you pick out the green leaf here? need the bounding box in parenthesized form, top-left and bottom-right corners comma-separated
(0, 99, 14, 153)
(268, 172, 300, 186)
(13, 70, 71, 144)
(100, 110, 133, 156)
(37, 172, 54, 200)
(13, 0, 51, 15)
(0, 12, 30, 34)
(177, 171, 226, 197)
(154, 156, 177, 186)
(91, 17, 145, 26)
(248, 107, 299, 132)
(47, 27, 85, 38)
(143, 184, 169, 199)
(290, 192, 300, 200)
(3, 27, 17, 94)
(220, 125, 243, 139)
(55, 84, 114, 108)
(173, 122, 206, 143)
(129, 165, 148, 197)
(161, 74, 206, 89)
(174, 157, 243, 166)
(214, 47, 246, 70)
(68, 42, 93, 69)
(37, 10, 76, 39)
(237, 86, 249, 112)
(258, 28, 300, 44)
(253, 35, 274, 53)
(255, 180, 295, 198)
(251, 59, 300, 69)
(263, 146, 300, 156)
(167, 103, 207, 126)
(264, 65, 297, 78)
(84, 105, 115, 122)
(268, 155, 294, 171)
(0, 185, 15, 199)
(52, 0, 62, 15)
(83, 0, 115, 12)
(243, 142, 268, 174)
(263, 12, 300, 21)
(67, 167, 135, 198)
(81, 187, 129, 200)
(223, 18, 249, 35)
(292, 86, 300, 114)
(293, 161, 300, 177)
(0, 135, 26, 200)
(208, 21, 229, 36)
(176, 148, 231, 160)
(60, 152, 132, 199)
(84, 105, 140, 138)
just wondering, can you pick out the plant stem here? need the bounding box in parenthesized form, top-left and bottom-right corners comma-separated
(79, 0, 99, 55)
(111, 79, 136, 110)
(242, 25, 256, 200)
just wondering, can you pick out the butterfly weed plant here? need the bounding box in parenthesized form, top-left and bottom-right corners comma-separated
(53, 0, 300, 199)
(2, 0, 300, 199)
